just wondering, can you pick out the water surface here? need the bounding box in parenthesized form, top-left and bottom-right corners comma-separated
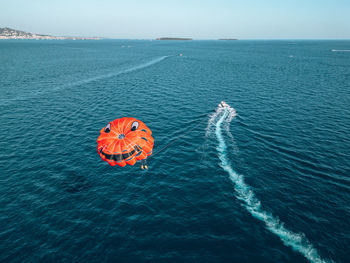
(0, 40, 349, 263)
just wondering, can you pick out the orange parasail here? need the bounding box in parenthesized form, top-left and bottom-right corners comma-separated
(97, 117, 154, 167)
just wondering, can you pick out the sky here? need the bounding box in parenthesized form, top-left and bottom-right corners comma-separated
(1, 0, 349, 39)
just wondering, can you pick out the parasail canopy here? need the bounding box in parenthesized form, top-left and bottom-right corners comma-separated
(97, 117, 154, 167)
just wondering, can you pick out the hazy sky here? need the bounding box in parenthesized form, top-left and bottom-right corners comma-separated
(1, 0, 349, 39)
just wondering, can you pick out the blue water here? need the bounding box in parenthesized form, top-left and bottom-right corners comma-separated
(1, 40, 349, 263)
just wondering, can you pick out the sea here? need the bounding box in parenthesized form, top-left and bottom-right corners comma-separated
(0, 39, 349, 263)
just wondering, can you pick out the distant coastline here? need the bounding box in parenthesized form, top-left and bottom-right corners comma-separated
(0, 27, 101, 40)
(218, 38, 238, 40)
(156, 37, 192, 41)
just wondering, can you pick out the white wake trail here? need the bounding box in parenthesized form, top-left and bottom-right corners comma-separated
(210, 103, 330, 263)
(331, 49, 350, 52)
(55, 55, 170, 91)
(2, 56, 170, 106)
(120, 56, 169, 74)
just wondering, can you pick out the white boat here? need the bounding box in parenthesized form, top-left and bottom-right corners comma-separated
(219, 101, 229, 108)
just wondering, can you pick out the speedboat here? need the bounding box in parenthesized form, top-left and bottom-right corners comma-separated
(219, 101, 229, 108)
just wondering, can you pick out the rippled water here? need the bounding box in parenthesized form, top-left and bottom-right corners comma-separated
(1, 40, 349, 263)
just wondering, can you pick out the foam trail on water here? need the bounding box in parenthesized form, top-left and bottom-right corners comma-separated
(210, 103, 330, 263)
(331, 49, 350, 52)
(206, 107, 224, 137)
(54, 56, 170, 92)
(2, 56, 170, 106)
(206, 105, 236, 137)
(120, 56, 170, 74)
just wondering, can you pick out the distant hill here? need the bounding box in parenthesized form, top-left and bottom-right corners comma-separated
(0, 27, 101, 40)
(0, 27, 46, 39)
(156, 37, 192, 40)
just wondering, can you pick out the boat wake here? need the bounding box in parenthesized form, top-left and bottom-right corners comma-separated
(120, 56, 170, 74)
(2, 56, 170, 106)
(331, 49, 350, 52)
(56, 56, 170, 91)
(207, 102, 330, 263)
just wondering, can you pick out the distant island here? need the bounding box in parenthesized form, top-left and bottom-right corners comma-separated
(0, 27, 101, 40)
(218, 38, 238, 40)
(156, 37, 192, 41)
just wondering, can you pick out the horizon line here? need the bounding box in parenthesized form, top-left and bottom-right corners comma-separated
(1, 38, 349, 41)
